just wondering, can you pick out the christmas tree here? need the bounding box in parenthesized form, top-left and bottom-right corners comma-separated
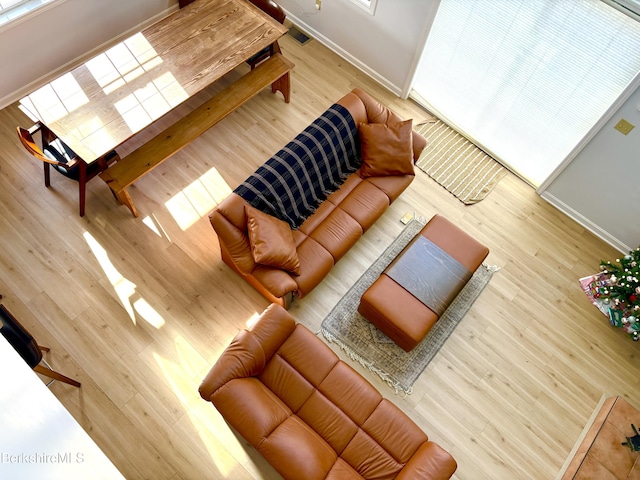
(600, 247, 640, 341)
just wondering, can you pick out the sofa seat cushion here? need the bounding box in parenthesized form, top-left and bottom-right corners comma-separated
(366, 175, 415, 203)
(260, 324, 424, 478)
(211, 377, 291, 446)
(309, 208, 363, 262)
(291, 236, 335, 297)
(338, 180, 391, 231)
(362, 399, 429, 464)
(297, 389, 360, 454)
(259, 415, 337, 480)
(298, 201, 336, 236)
(325, 458, 364, 479)
(325, 174, 363, 206)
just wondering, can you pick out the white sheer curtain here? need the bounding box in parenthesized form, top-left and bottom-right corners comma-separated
(411, 0, 640, 186)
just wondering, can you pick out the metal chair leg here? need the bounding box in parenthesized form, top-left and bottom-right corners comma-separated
(34, 360, 81, 388)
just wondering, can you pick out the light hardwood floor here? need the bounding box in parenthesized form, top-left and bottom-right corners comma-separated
(0, 27, 637, 480)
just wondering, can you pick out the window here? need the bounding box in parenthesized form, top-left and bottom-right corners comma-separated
(411, 0, 640, 186)
(607, 0, 640, 20)
(350, 0, 378, 15)
(0, 0, 55, 27)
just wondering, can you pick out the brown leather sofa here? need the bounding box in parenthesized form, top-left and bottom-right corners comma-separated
(210, 88, 426, 308)
(199, 304, 457, 480)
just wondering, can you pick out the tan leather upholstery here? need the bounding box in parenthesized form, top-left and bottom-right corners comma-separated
(359, 214, 490, 352)
(359, 274, 439, 352)
(199, 304, 457, 480)
(210, 88, 422, 307)
(358, 119, 415, 177)
(245, 204, 301, 274)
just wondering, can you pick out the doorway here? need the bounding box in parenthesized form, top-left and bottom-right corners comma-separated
(410, 0, 640, 187)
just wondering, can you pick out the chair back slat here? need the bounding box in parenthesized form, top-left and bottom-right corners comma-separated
(17, 126, 67, 167)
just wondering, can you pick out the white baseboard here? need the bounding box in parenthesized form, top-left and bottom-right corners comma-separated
(0, 5, 178, 111)
(284, 13, 401, 96)
(541, 192, 631, 253)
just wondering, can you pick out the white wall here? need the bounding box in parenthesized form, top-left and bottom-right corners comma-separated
(542, 86, 640, 253)
(4, 0, 638, 253)
(0, 0, 175, 109)
(278, 0, 438, 95)
(0, 0, 436, 107)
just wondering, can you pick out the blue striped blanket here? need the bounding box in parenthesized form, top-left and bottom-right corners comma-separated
(234, 104, 360, 229)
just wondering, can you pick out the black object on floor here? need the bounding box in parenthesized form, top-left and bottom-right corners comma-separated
(288, 26, 311, 44)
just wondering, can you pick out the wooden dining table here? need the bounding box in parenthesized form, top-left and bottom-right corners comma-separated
(19, 0, 288, 164)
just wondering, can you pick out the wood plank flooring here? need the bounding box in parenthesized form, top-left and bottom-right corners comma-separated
(0, 26, 637, 480)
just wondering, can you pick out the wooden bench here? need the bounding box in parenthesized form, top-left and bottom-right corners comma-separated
(99, 53, 294, 217)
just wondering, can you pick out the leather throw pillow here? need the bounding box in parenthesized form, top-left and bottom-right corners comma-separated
(358, 119, 414, 178)
(245, 204, 301, 275)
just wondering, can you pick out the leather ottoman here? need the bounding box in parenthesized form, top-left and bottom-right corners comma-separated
(358, 214, 489, 351)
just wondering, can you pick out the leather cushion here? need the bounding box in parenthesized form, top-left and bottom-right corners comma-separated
(358, 119, 414, 178)
(245, 204, 301, 275)
(292, 237, 335, 298)
(365, 175, 414, 203)
(258, 415, 337, 480)
(421, 214, 489, 271)
(358, 274, 438, 352)
(309, 208, 362, 262)
(339, 88, 427, 161)
(325, 458, 363, 479)
(211, 378, 291, 446)
(337, 180, 390, 231)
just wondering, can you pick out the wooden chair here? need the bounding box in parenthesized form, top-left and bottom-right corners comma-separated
(246, 0, 287, 69)
(16, 123, 119, 217)
(0, 304, 80, 388)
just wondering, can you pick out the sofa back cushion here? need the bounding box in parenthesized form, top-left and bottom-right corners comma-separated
(233, 103, 360, 228)
(259, 324, 428, 478)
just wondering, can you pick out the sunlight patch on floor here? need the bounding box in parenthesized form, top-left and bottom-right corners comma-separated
(132, 297, 165, 328)
(165, 167, 232, 231)
(153, 336, 238, 478)
(142, 214, 171, 241)
(83, 231, 165, 329)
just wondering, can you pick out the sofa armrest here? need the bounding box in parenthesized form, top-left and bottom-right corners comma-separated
(210, 207, 255, 275)
(396, 441, 457, 480)
(251, 265, 299, 300)
(198, 329, 264, 400)
(199, 304, 297, 400)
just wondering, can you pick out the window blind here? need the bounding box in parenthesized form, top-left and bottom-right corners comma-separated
(411, 0, 640, 186)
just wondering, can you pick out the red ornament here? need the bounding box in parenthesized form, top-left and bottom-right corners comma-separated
(631, 294, 638, 302)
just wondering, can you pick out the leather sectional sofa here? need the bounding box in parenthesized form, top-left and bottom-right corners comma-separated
(199, 304, 457, 479)
(210, 88, 426, 308)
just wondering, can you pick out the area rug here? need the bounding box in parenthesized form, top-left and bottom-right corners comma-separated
(415, 119, 507, 204)
(321, 218, 498, 395)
